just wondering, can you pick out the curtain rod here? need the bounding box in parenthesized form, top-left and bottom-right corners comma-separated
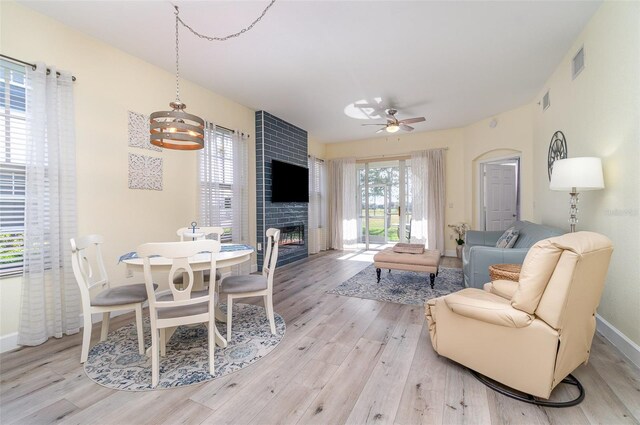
(307, 155, 325, 162)
(205, 122, 251, 138)
(1, 54, 77, 82)
(352, 147, 449, 163)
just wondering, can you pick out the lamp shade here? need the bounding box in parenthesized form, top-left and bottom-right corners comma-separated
(550, 157, 604, 191)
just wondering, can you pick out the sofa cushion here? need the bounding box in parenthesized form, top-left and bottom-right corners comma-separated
(495, 227, 519, 248)
(512, 221, 564, 249)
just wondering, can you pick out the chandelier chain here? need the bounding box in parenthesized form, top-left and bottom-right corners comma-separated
(175, 0, 276, 42)
(175, 7, 180, 102)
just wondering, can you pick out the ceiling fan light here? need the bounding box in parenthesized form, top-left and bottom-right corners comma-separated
(386, 124, 400, 133)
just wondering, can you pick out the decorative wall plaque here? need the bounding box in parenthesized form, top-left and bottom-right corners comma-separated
(128, 111, 161, 151)
(547, 131, 568, 181)
(128, 153, 163, 191)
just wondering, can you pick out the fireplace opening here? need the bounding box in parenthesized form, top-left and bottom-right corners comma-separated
(278, 224, 304, 246)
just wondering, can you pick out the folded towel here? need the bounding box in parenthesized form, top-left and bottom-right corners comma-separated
(393, 243, 425, 254)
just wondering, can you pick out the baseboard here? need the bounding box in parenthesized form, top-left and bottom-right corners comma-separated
(0, 332, 19, 353)
(596, 314, 640, 369)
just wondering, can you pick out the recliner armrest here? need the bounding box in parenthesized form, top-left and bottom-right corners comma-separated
(444, 288, 533, 328)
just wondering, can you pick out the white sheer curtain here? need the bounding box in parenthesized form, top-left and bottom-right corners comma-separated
(410, 149, 446, 254)
(199, 122, 221, 227)
(411, 151, 428, 245)
(18, 63, 80, 346)
(329, 158, 357, 250)
(308, 156, 328, 254)
(426, 149, 446, 254)
(231, 130, 250, 273)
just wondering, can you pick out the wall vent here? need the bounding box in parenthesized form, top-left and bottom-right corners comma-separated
(572, 46, 585, 79)
(543, 90, 550, 111)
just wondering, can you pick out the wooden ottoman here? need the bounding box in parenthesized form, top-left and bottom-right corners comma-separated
(373, 247, 441, 289)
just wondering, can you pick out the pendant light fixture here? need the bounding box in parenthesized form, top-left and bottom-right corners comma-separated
(150, 6, 205, 150)
(150, 1, 276, 151)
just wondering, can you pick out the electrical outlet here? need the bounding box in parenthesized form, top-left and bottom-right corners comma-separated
(257, 242, 262, 251)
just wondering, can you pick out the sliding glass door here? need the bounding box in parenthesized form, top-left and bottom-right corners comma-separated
(357, 160, 410, 249)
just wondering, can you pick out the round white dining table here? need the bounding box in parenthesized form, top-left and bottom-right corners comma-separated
(122, 245, 254, 349)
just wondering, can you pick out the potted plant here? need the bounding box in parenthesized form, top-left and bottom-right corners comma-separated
(448, 222, 470, 259)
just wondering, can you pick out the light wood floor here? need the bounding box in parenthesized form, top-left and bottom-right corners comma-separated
(1, 250, 639, 425)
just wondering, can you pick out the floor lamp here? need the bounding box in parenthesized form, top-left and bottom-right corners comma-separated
(550, 157, 605, 232)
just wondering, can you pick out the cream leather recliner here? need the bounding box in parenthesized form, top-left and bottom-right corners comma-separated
(425, 231, 613, 401)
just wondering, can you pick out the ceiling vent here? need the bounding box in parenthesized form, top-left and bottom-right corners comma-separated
(572, 46, 585, 79)
(543, 90, 550, 111)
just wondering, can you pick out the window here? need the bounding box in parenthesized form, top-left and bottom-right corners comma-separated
(199, 126, 235, 242)
(0, 60, 27, 277)
(308, 156, 327, 253)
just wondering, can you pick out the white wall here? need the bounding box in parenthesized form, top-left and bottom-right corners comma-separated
(531, 1, 640, 345)
(0, 1, 257, 342)
(462, 104, 535, 229)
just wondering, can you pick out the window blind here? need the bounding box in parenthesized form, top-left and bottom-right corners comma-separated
(308, 156, 327, 253)
(199, 125, 235, 242)
(0, 59, 27, 277)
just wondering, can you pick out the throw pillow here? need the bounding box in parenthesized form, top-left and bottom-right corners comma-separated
(496, 227, 519, 248)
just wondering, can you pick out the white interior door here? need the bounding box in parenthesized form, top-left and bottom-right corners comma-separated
(484, 163, 517, 231)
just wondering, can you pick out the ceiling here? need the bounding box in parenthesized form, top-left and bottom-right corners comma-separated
(20, 0, 602, 143)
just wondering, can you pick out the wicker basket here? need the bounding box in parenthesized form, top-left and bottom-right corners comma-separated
(488, 263, 522, 282)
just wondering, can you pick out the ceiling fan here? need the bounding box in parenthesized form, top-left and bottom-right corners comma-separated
(360, 108, 426, 133)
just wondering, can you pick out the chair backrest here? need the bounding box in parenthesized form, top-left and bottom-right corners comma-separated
(511, 232, 613, 383)
(176, 226, 224, 241)
(70, 234, 109, 308)
(137, 240, 220, 317)
(262, 228, 281, 287)
(176, 226, 225, 242)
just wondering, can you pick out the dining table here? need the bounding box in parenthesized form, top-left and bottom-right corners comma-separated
(121, 244, 254, 349)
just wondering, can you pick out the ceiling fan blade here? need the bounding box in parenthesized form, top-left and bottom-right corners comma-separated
(400, 124, 414, 132)
(399, 117, 426, 125)
(362, 123, 386, 126)
(376, 127, 387, 133)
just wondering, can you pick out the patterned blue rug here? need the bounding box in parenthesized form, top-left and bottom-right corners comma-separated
(328, 265, 464, 305)
(83, 303, 285, 391)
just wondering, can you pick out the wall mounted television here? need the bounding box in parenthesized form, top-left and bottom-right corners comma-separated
(271, 159, 309, 203)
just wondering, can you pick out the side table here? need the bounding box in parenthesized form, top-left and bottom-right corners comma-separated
(488, 263, 522, 282)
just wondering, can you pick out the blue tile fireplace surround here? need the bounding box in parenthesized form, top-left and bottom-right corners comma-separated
(256, 111, 308, 268)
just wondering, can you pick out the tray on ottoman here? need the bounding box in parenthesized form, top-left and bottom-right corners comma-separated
(373, 247, 441, 288)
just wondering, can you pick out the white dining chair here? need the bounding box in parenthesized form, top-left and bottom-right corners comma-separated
(70, 234, 155, 363)
(137, 239, 220, 388)
(219, 228, 280, 341)
(176, 226, 225, 241)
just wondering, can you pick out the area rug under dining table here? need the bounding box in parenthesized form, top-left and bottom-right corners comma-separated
(328, 265, 464, 305)
(84, 303, 285, 391)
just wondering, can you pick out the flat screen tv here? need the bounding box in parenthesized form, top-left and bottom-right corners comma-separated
(271, 160, 309, 203)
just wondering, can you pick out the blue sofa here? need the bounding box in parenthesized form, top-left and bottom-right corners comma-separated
(462, 220, 565, 289)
